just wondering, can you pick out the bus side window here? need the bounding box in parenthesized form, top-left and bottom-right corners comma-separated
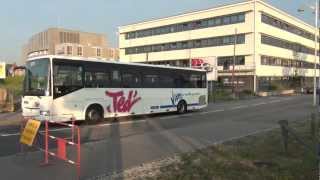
(175, 73, 190, 88)
(190, 74, 202, 88)
(160, 75, 174, 88)
(53, 64, 83, 98)
(112, 70, 122, 87)
(95, 72, 110, 88)
(122, 72, 141, 88)
(85, 72, 94, 87)
(143, 74, 159, 88)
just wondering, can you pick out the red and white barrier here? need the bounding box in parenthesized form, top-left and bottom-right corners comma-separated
(20, 117, 81, 180)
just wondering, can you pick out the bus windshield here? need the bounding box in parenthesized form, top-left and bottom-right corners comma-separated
(24, 58, 50, 96)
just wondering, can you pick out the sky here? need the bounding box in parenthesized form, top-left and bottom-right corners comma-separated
(0, 0, 316, 64)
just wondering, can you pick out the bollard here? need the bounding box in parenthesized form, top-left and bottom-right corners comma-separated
(278, 120, 289, 154)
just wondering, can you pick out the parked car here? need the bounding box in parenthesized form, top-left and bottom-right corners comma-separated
(302, 87, 320, 94)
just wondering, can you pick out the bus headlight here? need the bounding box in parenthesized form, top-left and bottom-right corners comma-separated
(40, 110, 50, 116)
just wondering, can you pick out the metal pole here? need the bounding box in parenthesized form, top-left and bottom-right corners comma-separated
(314, 0, 318, 106)
(232, 28, 237, 94)
(44, 120, 49, 164)
(77, 127, 81, 180)
(318, 0, 320, 105)
(253, 0, 257, 93)
(189, 30, 192, 68)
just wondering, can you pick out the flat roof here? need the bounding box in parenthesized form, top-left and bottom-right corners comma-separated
(119, 0, 315, 32)
(27, 55, 206, 72)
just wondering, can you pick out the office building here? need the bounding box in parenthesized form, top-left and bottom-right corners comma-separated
(22, 28, 119, 61)
(119, 0, 319, 92)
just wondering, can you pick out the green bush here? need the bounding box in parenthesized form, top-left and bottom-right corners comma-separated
(0, 76, 24, 97)
(240, 89, 253, 95)
(269, 82, 286, 91)
(209, 89, 234, 102)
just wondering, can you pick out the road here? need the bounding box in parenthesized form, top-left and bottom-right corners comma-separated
(0, 95, 315, 180)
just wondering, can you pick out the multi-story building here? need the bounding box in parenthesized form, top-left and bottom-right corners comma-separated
(119, 0, 319, 92)
(22, 28, 119, 62)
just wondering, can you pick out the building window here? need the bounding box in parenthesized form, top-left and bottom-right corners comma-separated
(60, 32, 80, 43)
(67, 46, 72, 55)
(217, 56, 246, 66)
(125, 34, 246, 55)
(260, 55, 317, 69)
(261, 34, 314, 55)
(125, 12, 246, 39)
(261, 13, 316, 42)
(222, 16, 231, 24)
(77, 46, 83, 56)
(96, 48, 101, 57)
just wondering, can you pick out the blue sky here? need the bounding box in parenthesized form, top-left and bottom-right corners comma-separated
(0, 0, 316, 63)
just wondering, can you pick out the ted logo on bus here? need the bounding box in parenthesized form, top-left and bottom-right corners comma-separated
(106, 90, 141, 113)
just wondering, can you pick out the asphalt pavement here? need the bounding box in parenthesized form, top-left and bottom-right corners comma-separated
(0, 95, 315, 180)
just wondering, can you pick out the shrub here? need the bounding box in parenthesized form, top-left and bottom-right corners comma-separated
(0, 76, 24, 97)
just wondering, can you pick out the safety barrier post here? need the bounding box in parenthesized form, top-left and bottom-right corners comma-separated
(77, 127, 81, 180)
(71, 117, 75, 143)
(40, 120, 49, 165)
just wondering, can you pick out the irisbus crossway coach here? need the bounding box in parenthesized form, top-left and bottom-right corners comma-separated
(22, 55, 208, 122)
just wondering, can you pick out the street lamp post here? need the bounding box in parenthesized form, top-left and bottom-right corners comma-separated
(298, 0, 319, 106)
(314, 0, 318, 106)
(232, 28, 238, 94)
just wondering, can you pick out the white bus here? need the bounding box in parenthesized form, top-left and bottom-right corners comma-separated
(22, 55, 208, 122)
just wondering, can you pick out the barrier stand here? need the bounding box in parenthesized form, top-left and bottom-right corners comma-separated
(20, 117, 81, 180)
(40, 119, 81, 180)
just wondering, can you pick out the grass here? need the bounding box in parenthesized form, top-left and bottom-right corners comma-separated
(151, 120, 318, 180)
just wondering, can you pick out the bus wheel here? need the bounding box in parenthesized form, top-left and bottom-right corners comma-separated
(86, 105, 103, 122)
(177, 100, 187, 114)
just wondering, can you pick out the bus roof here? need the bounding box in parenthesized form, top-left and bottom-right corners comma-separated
(27, 55, 206, 72)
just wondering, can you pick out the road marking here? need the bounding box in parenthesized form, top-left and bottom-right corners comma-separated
(0, 127, 71, 137)
(251, 102, 266, 106)
(230, 105, 248, 110)
(159, 115, 181, 120)
(269, 100, 281, 103)
(0, 120, 149, 137)
(98, 119, 147, 127)
(180, 114, 193, 117)
(199, 109, 224, 115)
(0, 132, 20, 137)
(284, 97, 294, 101)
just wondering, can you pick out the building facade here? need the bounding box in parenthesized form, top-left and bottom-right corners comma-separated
(22, 28, 119, 62)
(119, 0, 319, 92)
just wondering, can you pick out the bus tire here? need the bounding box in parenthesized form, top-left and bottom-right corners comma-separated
(85, 105, 103, 122)
(177, 100, 187, 114)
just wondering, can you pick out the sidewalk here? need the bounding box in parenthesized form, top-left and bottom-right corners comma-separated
(0, 112, 21, 126)
(0, 151, 77, 180)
